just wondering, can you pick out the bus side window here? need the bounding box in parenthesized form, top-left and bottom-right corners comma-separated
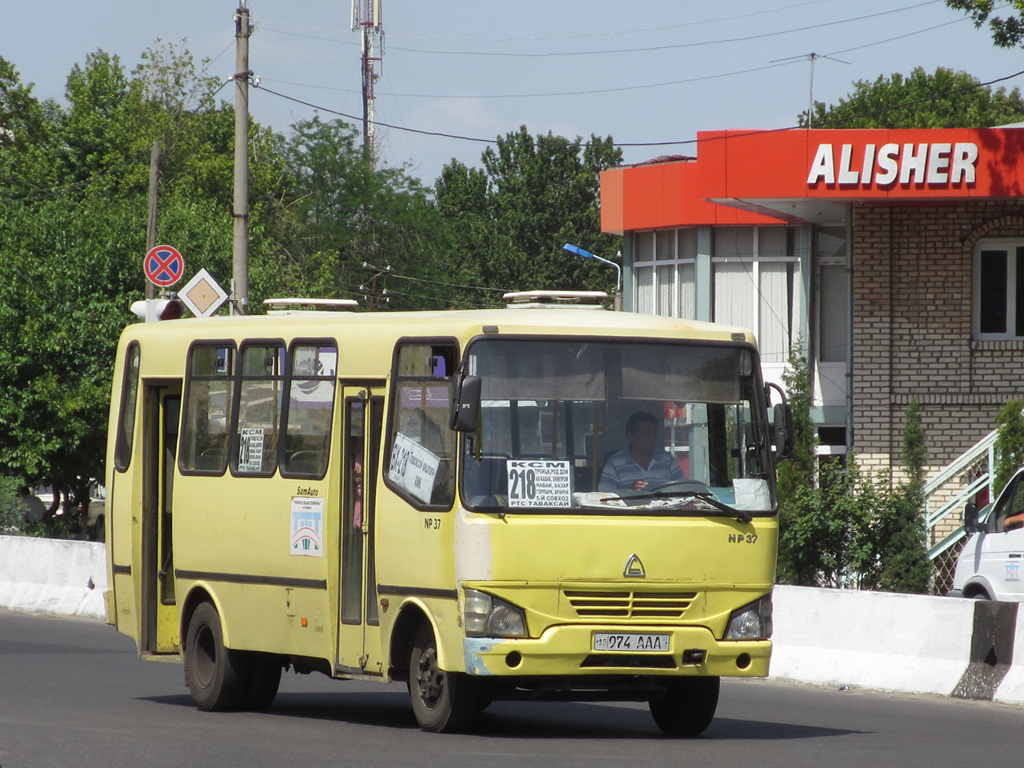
(282, 342, 337, 478)
(114, 342, 141, 472)
(384, 341, 458, 509)
(180, 344, 235, 475)
(232, 344, 285, 476)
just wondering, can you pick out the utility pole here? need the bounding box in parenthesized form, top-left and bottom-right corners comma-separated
(352, 0, 383, 165)
(232, 4, 252, 315)
(145, 142, 160, 300)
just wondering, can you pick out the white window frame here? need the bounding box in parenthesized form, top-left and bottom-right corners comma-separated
(632, 229, 696, 319)
(711, 227, 798, 366)
(973, 237, 1024, 341)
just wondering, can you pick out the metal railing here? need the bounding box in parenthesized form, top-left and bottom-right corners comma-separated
(924, 429, 997, 594)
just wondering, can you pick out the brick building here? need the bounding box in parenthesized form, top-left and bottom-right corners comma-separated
(600, 128, 1024, 505)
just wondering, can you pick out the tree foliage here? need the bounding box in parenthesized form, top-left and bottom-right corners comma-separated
(436, 126, 623, 301)
(875, 399, 932, 594)
(993, 399, 1024, 498)
(0, 47, 622, 514)
(947, 1, 1024, 48)
(801, 66, 1024, 128)
(776, 350, 932, 592)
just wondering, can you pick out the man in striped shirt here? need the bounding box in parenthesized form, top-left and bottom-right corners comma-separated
(598, 411, 685, 492)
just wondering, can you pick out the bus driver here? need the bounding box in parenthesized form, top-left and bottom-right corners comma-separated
(598, 411, 685, 492)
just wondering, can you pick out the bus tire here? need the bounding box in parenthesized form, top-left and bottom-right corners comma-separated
(648, 676, 720, 737)
(184, 601, 247, 712)
(408, 623, 478, 733)
(240, 653, 283, 711)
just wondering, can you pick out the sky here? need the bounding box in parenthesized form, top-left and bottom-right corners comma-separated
(3, 1, 1024, 186)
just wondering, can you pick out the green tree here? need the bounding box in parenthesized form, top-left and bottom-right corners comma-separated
(993, 399, 1024, 498)
(775, 342, 818, 585)
(0, 47, 280, 514)
(0, 56, 55, 195)
(947, 1, 1024, 47)
(774, 344, 906, 589)
(875, 399, 933, 594)
(436, 126, 623, 299)
(268, 116, 460, 309)
(801, 66, 1024, 128)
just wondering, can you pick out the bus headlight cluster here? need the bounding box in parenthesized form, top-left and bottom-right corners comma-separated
(724, 595, 773, 640)
(464, 589, 528, 638)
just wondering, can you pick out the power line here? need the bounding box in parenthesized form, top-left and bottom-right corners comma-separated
(254, 68, 1024, 152)
(386, 1, 950, 58)
(255, 14, 971, 102)
(256, 0, 946, 54)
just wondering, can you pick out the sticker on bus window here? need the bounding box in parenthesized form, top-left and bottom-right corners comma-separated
(389, 432, 441, 505)
(290, 496, 325, 557)
(238, 427, 265, 472)
(507, 460, 572, 508)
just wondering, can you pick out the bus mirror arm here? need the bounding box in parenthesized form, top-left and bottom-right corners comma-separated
(450, 374, 482, 432)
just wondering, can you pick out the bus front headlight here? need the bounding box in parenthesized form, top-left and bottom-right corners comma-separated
(724, 595, 773, 640)
(464, 589, 528, 638)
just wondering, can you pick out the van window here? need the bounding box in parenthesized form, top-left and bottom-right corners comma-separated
(384, 341, 458, 508)
(233, 344, 285, 476)
(114, 343, 141, 472)
(180, 344, 235, 474)
(282, 343, 337, 478)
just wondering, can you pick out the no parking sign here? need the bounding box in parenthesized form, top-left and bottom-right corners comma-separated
(144, 245, 184, 288)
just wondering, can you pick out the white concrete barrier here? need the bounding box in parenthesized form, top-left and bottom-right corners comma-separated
(0, 535, 1021, 707)
(771, 585, 976, 696)
(0, 535, 107, 619)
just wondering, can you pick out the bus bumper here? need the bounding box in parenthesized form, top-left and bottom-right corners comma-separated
(462, 625, 770, 679)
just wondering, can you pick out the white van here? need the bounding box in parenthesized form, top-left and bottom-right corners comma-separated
(949, 467, 1024, 601)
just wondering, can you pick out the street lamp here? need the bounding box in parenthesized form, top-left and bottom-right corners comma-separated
(562, 243, 622, 311)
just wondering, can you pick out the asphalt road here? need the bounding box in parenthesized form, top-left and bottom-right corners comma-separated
(1, 611, 1021, 768)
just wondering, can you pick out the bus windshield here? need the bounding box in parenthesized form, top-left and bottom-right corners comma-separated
(460, 337, 775, 515)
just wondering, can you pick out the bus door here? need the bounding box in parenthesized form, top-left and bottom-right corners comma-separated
(337, 384, 385, 676)
(140, 382, 181, 655)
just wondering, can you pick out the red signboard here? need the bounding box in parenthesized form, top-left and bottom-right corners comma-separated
(601, 127, 1024, 233)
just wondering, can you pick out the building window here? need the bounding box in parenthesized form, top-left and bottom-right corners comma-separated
(712, 226, 797, 365)
(633, 229, 697, 318)
(974, 239, 1024, 339)
(817, 225, 849, 364)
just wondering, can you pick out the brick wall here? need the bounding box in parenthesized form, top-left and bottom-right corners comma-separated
(851, 201, 1024, 486)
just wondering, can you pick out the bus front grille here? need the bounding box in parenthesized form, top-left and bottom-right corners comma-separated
(563, 590, 698, 619)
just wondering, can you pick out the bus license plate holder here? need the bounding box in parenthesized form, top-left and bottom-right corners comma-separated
(593, 632, 670, 652)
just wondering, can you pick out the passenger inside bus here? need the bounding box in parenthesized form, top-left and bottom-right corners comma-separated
(598, 411, 686, 491)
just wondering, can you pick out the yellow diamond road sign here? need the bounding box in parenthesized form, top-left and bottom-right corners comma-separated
(179, 268, 228, 318)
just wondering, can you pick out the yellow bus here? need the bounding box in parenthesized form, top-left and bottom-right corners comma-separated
(104, 295, 791, 736)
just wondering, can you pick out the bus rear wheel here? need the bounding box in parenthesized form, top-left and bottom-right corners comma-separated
(184, 601, 247, 712)
(408, 623, 478, 733)
(648, 676, 720, 737)
(240, 653, 283, 711)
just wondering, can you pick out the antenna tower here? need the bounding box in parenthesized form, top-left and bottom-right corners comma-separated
(352, 0, 383, 164)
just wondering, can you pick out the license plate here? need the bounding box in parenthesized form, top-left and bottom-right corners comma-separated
(593, 632, 670, 652)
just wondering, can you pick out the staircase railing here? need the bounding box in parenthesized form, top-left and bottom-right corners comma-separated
(924, 429, 996, 560)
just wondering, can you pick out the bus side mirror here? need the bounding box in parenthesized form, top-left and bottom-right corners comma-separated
(964, 502, 980, 534)
(450, 375, 481, 432)
(773, 404, 794, 459)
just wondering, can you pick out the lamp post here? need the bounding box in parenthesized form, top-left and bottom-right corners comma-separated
(563, 243, 622, 311)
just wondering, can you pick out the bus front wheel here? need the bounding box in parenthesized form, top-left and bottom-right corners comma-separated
(648, 676, 720, 737)
(184, 601, 247, 712)
(408, 623, 478, 733)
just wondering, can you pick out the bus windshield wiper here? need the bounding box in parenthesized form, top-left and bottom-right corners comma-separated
(624, 483, 753, 524)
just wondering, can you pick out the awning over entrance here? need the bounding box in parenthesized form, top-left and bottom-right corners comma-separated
(601, 127, 1024, 233)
